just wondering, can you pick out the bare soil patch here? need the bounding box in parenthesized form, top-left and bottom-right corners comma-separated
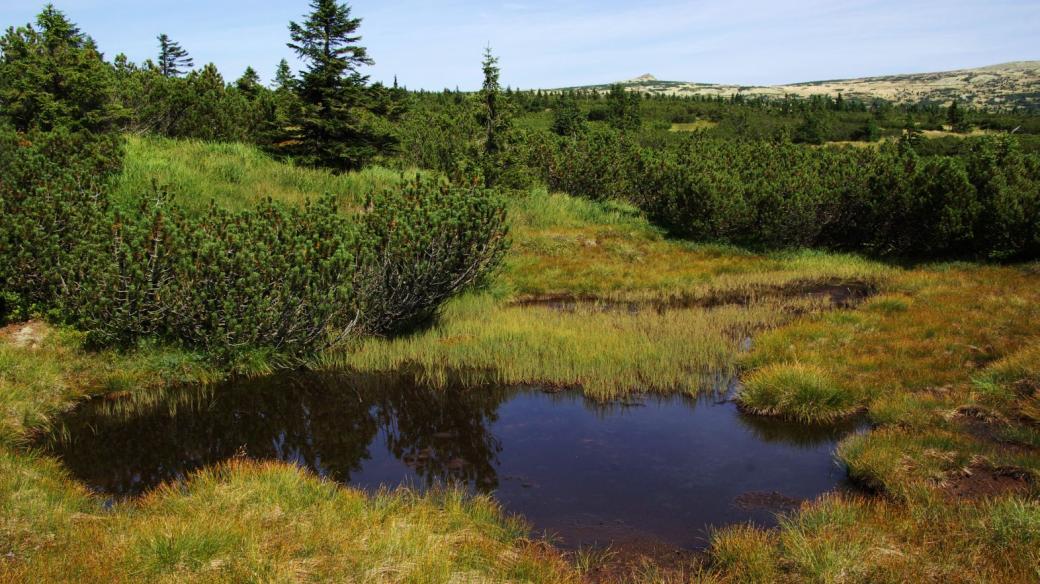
(940, 457, 1035, 500)
(0, 320, 48, 349)
(512, 280, 876, 314)
(951, 406, 1039, 452)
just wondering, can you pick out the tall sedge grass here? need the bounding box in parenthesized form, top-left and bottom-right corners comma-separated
(323, 294, 803, 399)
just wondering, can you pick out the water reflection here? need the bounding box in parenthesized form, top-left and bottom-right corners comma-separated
(46, 371, 511, 495)
(42, 370, 860, 548)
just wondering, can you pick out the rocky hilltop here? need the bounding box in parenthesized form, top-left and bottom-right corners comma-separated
(574, 61, 1040, 110)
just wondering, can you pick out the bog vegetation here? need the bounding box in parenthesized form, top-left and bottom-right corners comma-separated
(2, 1, 1040, 583)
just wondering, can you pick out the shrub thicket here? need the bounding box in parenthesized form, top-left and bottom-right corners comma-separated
(1, 126, 509, 364)
(1, 136, 507, 361)
(527, 128, 1040, 259)
(77, 192, 364, 363)
(355, 177, 510, 335)
(0, 126, 122, 320)
(0, 5, 506, 365)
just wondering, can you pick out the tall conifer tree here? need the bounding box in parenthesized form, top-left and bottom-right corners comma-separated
(236, 66, 262, 98)
(272, 59, 295, 91)
(157, 34, 193, 77)
(280, 0, 392, 170)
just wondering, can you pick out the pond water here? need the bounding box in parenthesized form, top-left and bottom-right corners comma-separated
(40, 371, 862, 549)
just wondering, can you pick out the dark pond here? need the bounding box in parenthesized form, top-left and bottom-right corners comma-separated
(39, 371, 862, 549)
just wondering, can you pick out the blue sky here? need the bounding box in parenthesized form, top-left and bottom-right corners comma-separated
(1, 0, 1038, 90)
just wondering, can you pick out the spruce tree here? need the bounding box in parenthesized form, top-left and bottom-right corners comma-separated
(235, 66, 262, 98)
(282, 0, 390, 170)
(478, 47, 504, 159)
(0, 4, 122, 133)
(552, 91, 585, 137)
(474, 47, 514, 186)
(947, 100, 967, 132)
(157, 34, 193, 78)
(607, 84, 640, 131)
(272, 59, 295, 91)
(794, 112, 828, 144)
(899, 114, 922, 153)
(861, 117, 881, 142)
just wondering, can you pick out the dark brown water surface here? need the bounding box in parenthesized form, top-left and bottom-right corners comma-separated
(39, 371, 862, 549)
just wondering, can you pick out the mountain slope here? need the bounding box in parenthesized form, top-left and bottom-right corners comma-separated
(567, 61, 1040, 110)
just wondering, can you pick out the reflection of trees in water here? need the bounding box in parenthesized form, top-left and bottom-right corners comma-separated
(370, 375, 508, 491)
(735, 409, 865, 448)
(43, 369, 512, 497)
(42, 370, 863, 501)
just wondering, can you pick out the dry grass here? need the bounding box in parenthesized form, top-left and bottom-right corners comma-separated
(670, 120, 719, 132)
(722, 262, 1040, 582)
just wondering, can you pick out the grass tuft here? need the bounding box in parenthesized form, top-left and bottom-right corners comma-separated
(739, 363, 860, 423)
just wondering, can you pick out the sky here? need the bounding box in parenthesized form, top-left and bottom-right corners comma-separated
(1, 0, 1038, 90)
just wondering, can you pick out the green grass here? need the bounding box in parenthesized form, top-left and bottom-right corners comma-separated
(739, 363, 860, 423)
(7, 136, 1040, 582)
(113, 135, 418, 213)
(322, 189, 892, 399)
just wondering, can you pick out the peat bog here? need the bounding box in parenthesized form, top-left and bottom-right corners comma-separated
(40, 371, 863, 549)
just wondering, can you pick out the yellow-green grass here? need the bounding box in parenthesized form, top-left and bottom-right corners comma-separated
(323, 190, 891, 400)
(739, 363, 860, 423)
(0, 453, 575, 583)
(708, 492, 1040, 583)
(505, 190, 889, 302)
(714, 263, 1040, 582)
(0, 323, 217, 447)
(669, 120, 719, 132)
(113, 135, 418, 213)
(0, 326, 577, 583)
(743, 265, 1040, 428)
(325, 294, 800, 399)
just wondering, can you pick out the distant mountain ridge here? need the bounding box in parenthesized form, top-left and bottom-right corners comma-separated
(565, 61, 1040, 110)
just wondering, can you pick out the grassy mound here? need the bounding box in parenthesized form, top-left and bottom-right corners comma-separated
(113, 135, 417, 213)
